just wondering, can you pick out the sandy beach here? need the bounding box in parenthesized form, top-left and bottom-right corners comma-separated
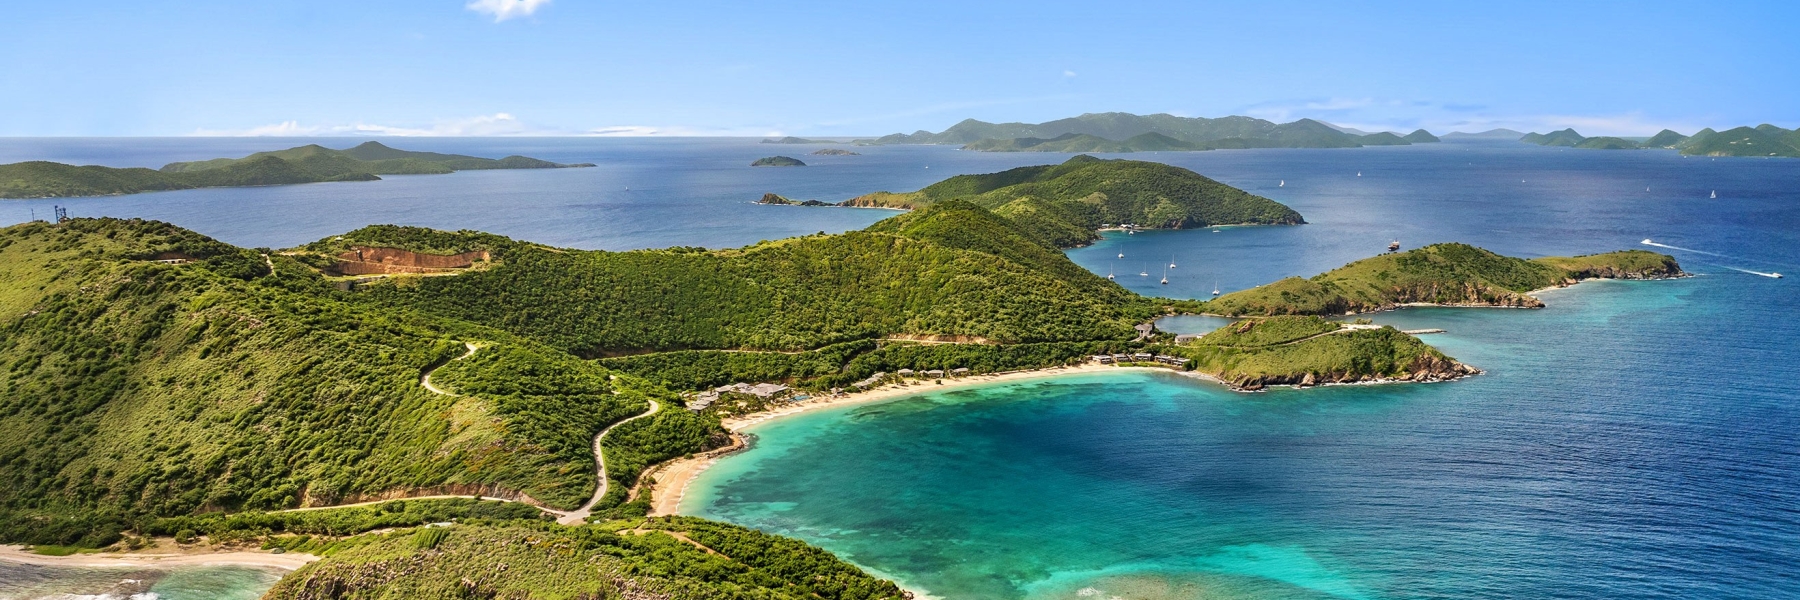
(647, 363, 1162, 516)
(0, 544, 317, 570)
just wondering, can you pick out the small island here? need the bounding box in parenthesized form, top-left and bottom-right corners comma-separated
(1152, 316, 1478, 391)
(760, 136, 841, 144)
(0, 141, 595, 199)
(757, 192, 831, 206)
(811, 148, 861, 156)
(750, 156, 806, 167)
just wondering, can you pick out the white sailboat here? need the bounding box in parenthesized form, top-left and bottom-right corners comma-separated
(1169, 255, 1177, 269)
(1279, 180, 1285, 187)
(1710, 190, 1717, 199)
(1356, 171, 1362, 177)
(1160, 265, 1169, 285)
(1212, 280, 1220, 296)
(1140, 264, 1149, 277)
(1107, 263, 1115, 281)
(1117, 252, 1124, 259)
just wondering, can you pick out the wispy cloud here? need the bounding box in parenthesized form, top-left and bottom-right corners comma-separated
(466, 0, 550, 22)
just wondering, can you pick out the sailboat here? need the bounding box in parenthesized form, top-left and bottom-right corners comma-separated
(1710, 190, 1717, 199)
(1356, 171, 1362, 177)
(1212, 280, 1220, 296)
(1160, 265, 1169, 285)
(1279, 180, 1285, 187)
(1117, 252, 1124, 259)
(1139, 264, 1149, 277)
(1107, 263, 1115, 281)
(1169, 255, 1177, 269)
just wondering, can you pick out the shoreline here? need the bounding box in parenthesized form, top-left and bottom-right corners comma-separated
(647, 363, 1162, 517)
(0, 544, 317, 571)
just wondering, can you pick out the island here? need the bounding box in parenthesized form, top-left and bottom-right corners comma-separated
(756, 192, 832, 206)
(811, 148, 861, 156)
(750, 155, 806, 167)
(1519, 124, 1800, 157)
(0, 162, 1682, 597)
(1203, 243, 1684, 316)
(0, 141, 595, 199)
(855, 112, 1441, 152)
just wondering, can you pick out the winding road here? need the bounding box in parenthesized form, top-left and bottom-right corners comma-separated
(275, 342, 661, 524)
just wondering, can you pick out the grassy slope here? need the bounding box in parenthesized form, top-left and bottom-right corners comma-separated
(1165, 316, 1468, 389)
(0, 219, 680, 547)
(1206, 244, 1681, 316)
(355, 203, 1150, 356)
(264, 518, 906, 600)
(844, 156, 1304, 242)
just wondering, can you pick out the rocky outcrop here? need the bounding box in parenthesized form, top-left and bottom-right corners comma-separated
(756, 193, 831, 206)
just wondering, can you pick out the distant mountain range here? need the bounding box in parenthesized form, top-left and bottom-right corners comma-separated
(1518, 125, 1800, 157)
(855, 112, 1441, 152)
(1442, 129, 1526, 140)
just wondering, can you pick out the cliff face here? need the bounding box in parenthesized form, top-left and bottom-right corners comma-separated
(334, 246, 489, 275)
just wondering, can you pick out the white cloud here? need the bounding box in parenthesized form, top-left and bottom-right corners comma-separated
(466, 0, 550, 22)
(1063, 70, 1077, 78)
(586, 125, 784, 137)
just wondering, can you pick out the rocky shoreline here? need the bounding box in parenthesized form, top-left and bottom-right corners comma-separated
(1214, 353, 1483, 392)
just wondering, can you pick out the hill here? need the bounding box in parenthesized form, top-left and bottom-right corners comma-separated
(961, 131, 1206, 153)
(1643, 129, 1690, 149)
(1520, 128, 1588, 147)
(1158, 316, 1478, 390)
(0, 218, 729, 547)
(0, 142, 591, 199)
(1575, 136, 1641, 150)
(859, 112, 1414, 149)
(1675, 125, 1800, 158)
(1442, 129, 1524, 139)
(812, 148, 861, 156)
(751, 156, 806, 166)
(1204, 244, 1683, 316)
(840, 156, 1303, 247)
(1403, 129, 1442, 143)
(346, 201, 1152, 356)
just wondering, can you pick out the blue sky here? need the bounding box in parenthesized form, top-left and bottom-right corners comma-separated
(4, 0, 1796, 137)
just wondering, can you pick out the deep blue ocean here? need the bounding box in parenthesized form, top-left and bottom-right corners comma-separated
(1, 138, 1796, 599)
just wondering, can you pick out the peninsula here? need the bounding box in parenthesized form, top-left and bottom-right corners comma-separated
(0, 141, 594, 199)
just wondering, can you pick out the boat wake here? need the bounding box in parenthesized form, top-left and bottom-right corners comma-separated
(1641, 239, 1784, 278)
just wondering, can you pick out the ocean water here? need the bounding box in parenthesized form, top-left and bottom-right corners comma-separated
(2, 138, 1797, 598)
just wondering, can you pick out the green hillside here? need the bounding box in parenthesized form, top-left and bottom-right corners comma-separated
(1, 142, 589, 199)
(1520, 128, 1587, 147)
(1643, 129, 1689, 148)
(1403, 129, 1442, 143)
(263, 518, 906, 600)
(0, 219, 702, 547)
(961, 132, 1204, 153)
(1358, 132, 1411, 146)
(1159, 316, 1476, 390)
(841, 156, 1303, 246)
(352, 201, 1151, 356)
(1675, 125, 1800, 157)
(1575, 136, 1641, 150)
(1205, 244, 1682, 316)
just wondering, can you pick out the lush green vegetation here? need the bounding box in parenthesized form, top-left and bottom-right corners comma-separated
(1519, 128, 1590, 147)
(264, 519, 908, 600)
(1522, 125, 1800, 157)
(811, 148, 861, 156)
(844, 156, 1304, 244)
(751, 156, 806, 166)
(1162, 317, 1469, 390)
(143, 498, 548, 541)
(1402, 129, 1441, 143)
(0, 218, 697, 548)
(1642, 129, 1690, 149)
(858, 112, 1431, 149)
(356, 202, 1151, 355)
(1204, 244, 1682, 316)
(604, 339, 1137, 394)
(0, 142, 589, 199)
(1575, 136, 1641, 150)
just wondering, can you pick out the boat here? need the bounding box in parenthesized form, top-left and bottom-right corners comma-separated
(1357, 171, 1362, 177)
(1160, 265, 1169, 285)
(1279, 180, 1285, 187)
(1212, 280, 1220, 296)
(1140, 264, 1149, 277)
(1107, 263, 1115, 281)
(1775, 273, 1785, 279)
(1388, 240, 1401, 252)
(1212, 229, 1221, 233)
(1169, 255, 1177, 269)
(1117, 252, 1124, 259)
(1711, 190, 1717, 199)
(1642, 239, 1654, 245)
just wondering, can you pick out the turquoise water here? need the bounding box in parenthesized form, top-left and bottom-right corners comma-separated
(688, 277, 1799, 599)
(0, 562, 282, 599)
